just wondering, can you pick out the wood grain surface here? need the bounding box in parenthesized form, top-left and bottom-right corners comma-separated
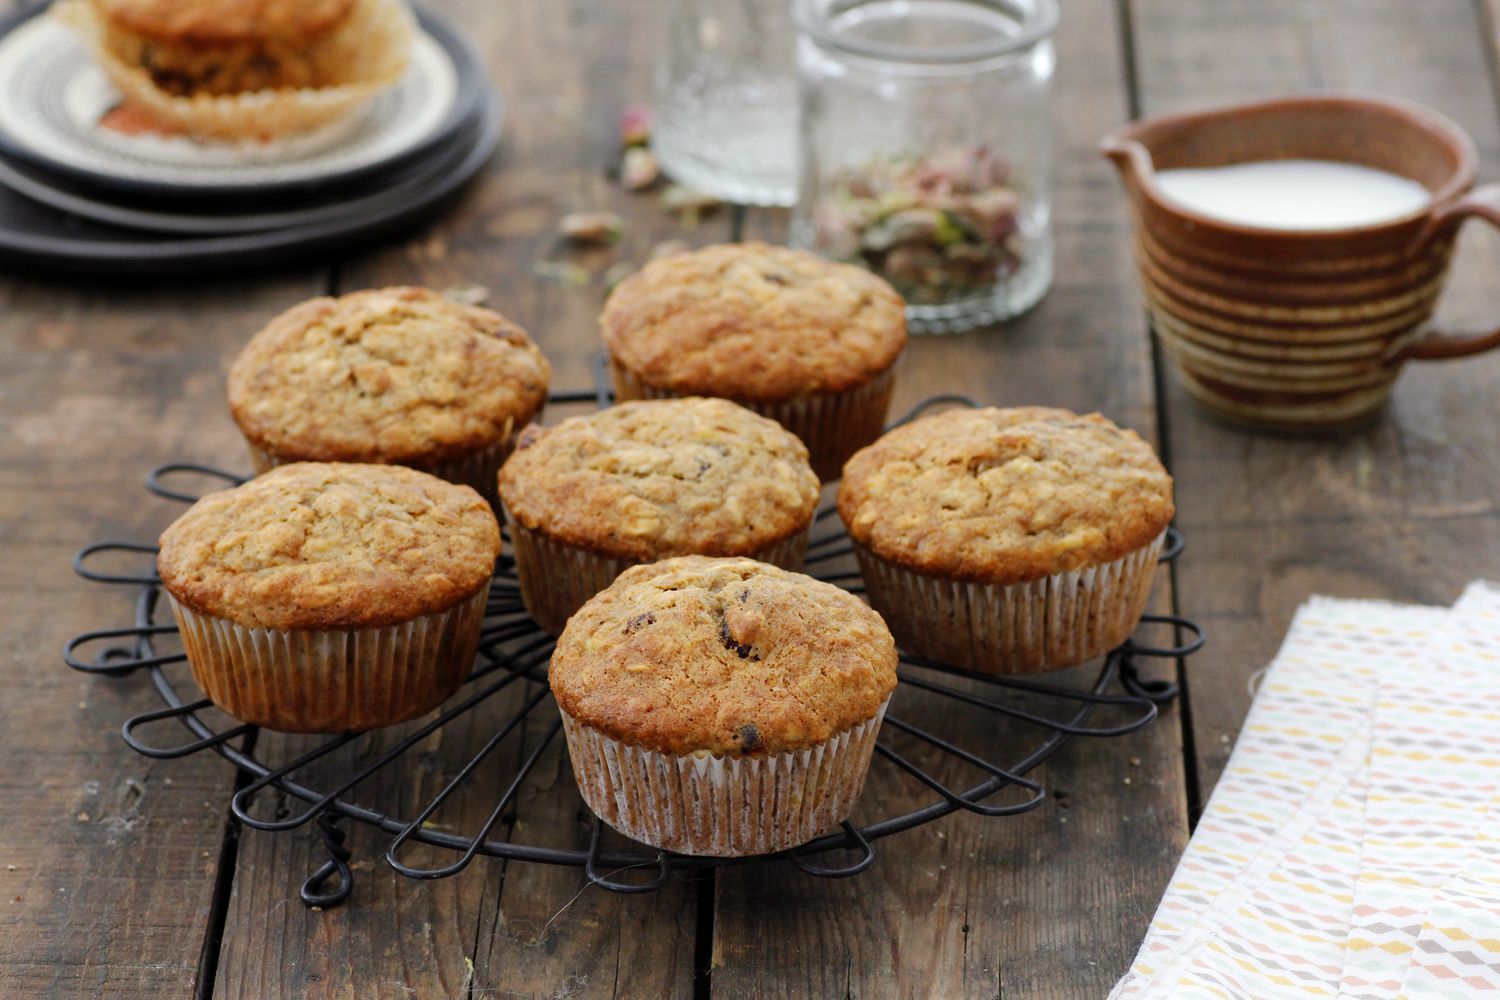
(2, 0, 1498, 997)
(0, 274, 327, 997)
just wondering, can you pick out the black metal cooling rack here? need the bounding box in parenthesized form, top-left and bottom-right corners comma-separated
(63, 390, 1202, 909)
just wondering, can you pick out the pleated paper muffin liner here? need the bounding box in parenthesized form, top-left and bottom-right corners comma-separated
(244, 418, 531, 514)
(854, 531, 1166, 676)
(166, 582, 490, 733)
(609, 358, 896, 481)
(504, 516, 810, 637)
(560, 697, 890, 857)
(54, 0, 412, 141)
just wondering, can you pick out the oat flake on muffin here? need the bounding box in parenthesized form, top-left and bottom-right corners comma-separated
(600, 242, 907, 479)
(229, 287, 549, 468)
(497, 397, 820, 635)
(602, 242, 907, 402)
(227, 286, 548, 511)
(839, 405, 1174, 582)
(156, 462, 500, 732)
(500, 397, 819, 561)
(550, 556, 896, 755)
(550, 556, 896, 855)
(158, 461, 499, 631)
(838, 405, 1174, 675)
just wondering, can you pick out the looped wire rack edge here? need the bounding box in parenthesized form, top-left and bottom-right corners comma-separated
(64, 388, 1203, 908)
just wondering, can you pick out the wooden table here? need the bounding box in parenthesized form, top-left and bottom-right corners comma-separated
(4, 0, 1500, 996)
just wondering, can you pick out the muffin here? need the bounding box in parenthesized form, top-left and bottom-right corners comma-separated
(838, 406, 1174, 675)
(156, 462, 499, 733)
(600, 242, 907, 480)
(228, 286, 549, 511)
(550, 556, 898, 856)
(498, 397, 820, 635)
(54, 0, 412, 140)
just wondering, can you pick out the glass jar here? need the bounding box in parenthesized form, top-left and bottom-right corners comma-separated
(791, 0, 1058, 333)
(651, 0, 799, 207)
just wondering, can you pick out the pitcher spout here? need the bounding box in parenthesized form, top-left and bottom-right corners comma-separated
(1099, 130, 1153, 188)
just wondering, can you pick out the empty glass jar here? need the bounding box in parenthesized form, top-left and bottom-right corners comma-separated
(792, 0, 1058, 332)
(651, 0, 800, 207)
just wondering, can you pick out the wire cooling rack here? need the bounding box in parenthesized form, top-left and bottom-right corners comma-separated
(63, 390, 1202, 909)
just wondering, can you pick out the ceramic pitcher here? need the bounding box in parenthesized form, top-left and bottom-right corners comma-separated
(1103, 94, 1500, 430)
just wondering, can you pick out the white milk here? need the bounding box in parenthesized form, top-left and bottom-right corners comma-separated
(1154, 159, 1432, 229)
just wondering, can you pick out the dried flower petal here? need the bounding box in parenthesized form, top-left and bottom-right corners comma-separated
(558, 211, 623, 245)
(441, 283, 489, 306)
(621, 147, 660, 191)
(660, 185, 722, 229)
(811, 145, 1026, 304)
(660, 185, 721, 214)
(619, 104, 652, 147)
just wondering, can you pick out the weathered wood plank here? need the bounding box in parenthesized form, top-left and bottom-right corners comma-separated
(714, 1, 1191, 996)
(0, 275, 327, 998)
(1130, 0, 1500, 797)
(214, 1, 718, 996)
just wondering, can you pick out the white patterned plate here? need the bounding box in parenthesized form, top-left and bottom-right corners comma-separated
(0, 9, 459, 190)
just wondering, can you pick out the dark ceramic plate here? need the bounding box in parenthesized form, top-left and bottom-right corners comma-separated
(0, 93, 501, 277)
(0, 92, 492, 234)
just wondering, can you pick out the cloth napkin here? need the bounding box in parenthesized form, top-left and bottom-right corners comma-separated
(1111, 582, 1500, 1000)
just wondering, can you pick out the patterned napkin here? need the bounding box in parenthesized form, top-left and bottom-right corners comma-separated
(1394, 586, 1500, 999)
(1340, 586, 1500, 998)
(1397, 801, 1500, 998)
(1111, 583, 1500, 1000)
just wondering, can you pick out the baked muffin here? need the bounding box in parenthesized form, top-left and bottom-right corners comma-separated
(498, 397, 820, 635)
(838, 406, 1174, 674)
(550, 556, 897, 856)
(156, 462, 499, 732)
(54, 0, 412, 140)
(229, 286, 549, 511)
(600, 242, 907, 480)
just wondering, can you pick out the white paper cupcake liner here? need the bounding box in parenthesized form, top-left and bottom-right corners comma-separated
(609, 358, 896, 481)
(166, 582, 490, 733)
(55, 0, 412, 141)
(854, 532, 1166, 675)
(560, 697, 889, 857)
(504, 516, 809, 636)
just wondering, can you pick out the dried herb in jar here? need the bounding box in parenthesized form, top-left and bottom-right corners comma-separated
(812, 146, 1024, 305)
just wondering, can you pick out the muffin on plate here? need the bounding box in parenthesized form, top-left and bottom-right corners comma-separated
(498, 397, 820, 635)
(54, 0, 413, 140)
(838, 406, 1174, 675)
(156, 462, 500, 733)
(600, 242, 907, 480)
(550, 556, 897, 856)
(228, 286, 549, 511)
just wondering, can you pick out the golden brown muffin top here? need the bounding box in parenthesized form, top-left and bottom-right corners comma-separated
(93, 0, 355, 43)
(228, 287, 550, 467)
(838, 407, 1174, 583)
(499, 399, 820, 562)
(549, 557, 897, 757)
(600, 242, 907, 403)
(157, 463, 500, 630)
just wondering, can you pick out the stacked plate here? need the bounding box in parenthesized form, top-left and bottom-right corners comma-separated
(0, 2, 500, 276)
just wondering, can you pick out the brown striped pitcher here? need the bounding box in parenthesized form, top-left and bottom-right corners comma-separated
(1102, 94, 1500, 430)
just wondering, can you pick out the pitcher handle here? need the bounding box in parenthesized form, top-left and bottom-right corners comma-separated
(1403, 183, 1500, 361)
